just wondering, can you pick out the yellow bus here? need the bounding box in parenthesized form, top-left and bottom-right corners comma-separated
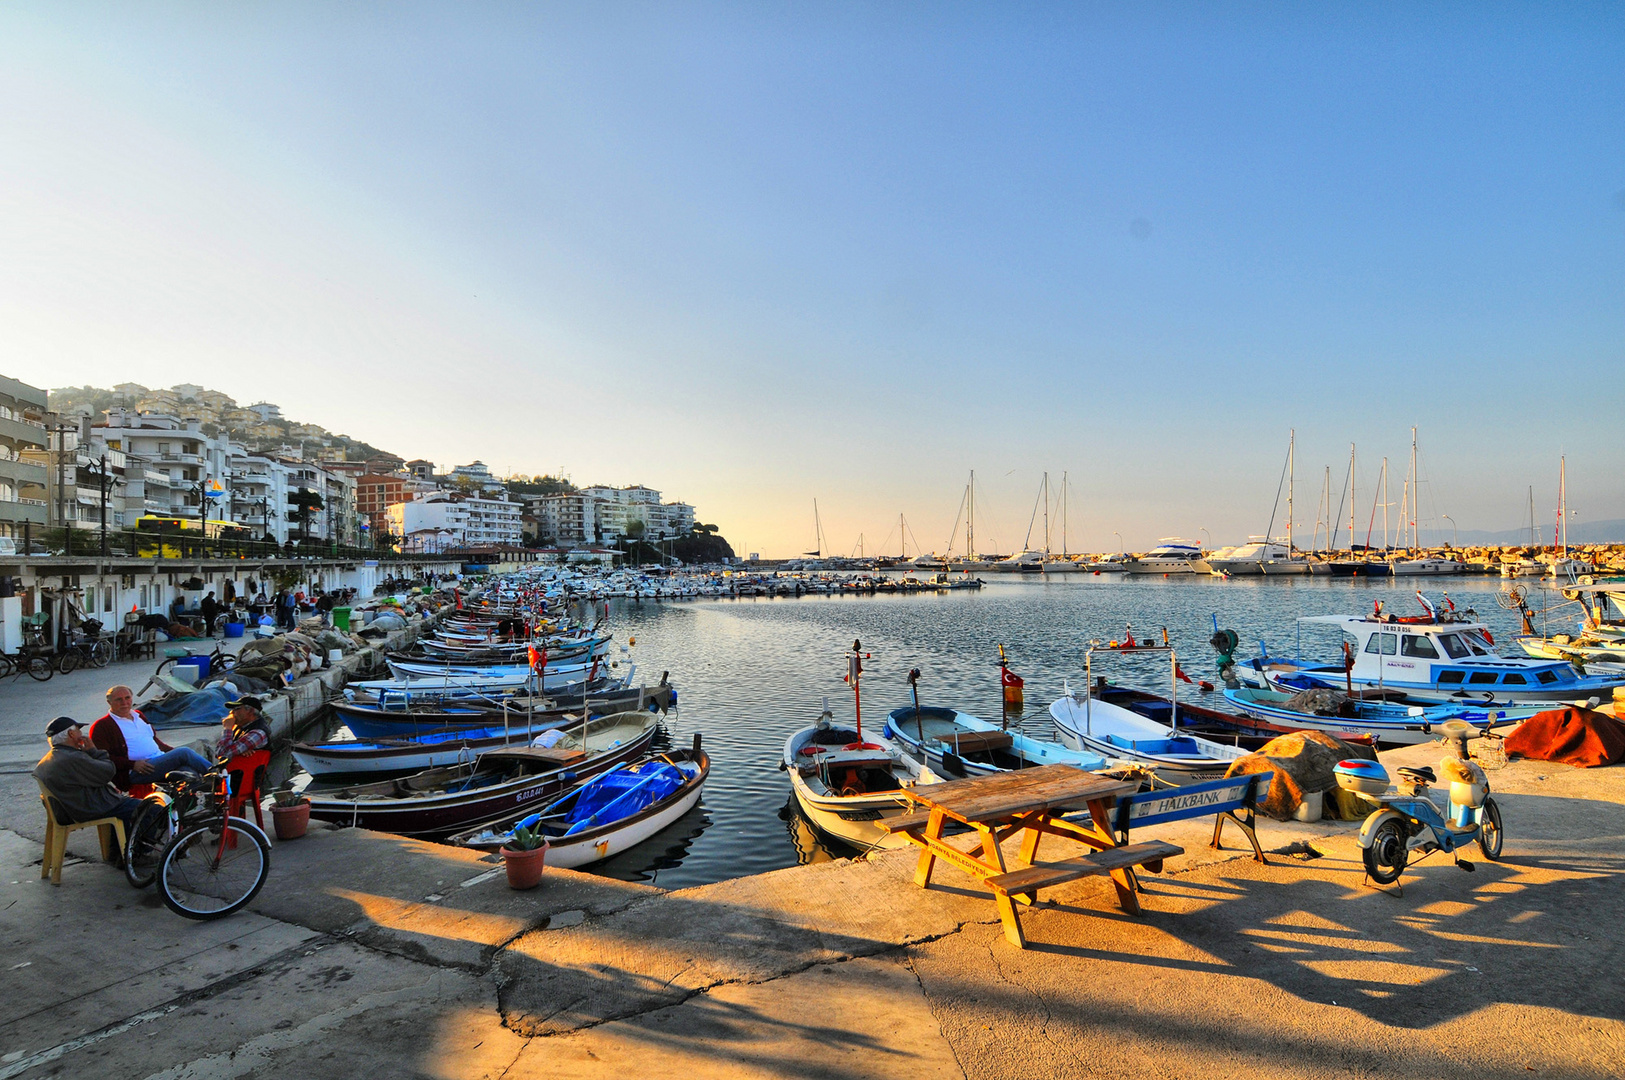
(133, 515, 255, 556)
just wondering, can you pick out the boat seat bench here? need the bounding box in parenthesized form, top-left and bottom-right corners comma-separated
(985, 840, 1183, 896)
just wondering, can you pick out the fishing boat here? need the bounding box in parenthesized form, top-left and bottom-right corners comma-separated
(384, 655, 603, 681)
(346, 664, 628, 702)
(1047, 642, 1248, 783)
(1221, 686, 1536, 745)
(331, 679, 672, 740)
(448, 740, 709, 868)
(882, 705, 1106, 779)
(782, 715, 936, 851)
(1260, 595, 1625, 705)
(303, 711, 658, 836)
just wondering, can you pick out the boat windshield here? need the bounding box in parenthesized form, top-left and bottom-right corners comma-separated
(1459, 630, 1493, 655)
(1401, 635, 1439, 658)
(1437, 633, 1472, 659)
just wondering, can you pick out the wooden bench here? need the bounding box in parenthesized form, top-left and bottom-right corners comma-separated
(986, 840, 1184, 898)
(1110, 771, 1275, 864)
(931, 730, 1014, 754)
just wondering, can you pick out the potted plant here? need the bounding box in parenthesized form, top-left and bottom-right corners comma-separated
(270, 789, 311, 840)
(500, 824, 549, 889)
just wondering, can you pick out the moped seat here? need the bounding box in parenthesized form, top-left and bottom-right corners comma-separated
(1397, 766, 1436, 784)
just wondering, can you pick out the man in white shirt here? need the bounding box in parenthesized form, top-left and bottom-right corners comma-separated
(88, 685, 212, 790)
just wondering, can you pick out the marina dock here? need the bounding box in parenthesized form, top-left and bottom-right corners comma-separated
(2, 738, 1620, 1078)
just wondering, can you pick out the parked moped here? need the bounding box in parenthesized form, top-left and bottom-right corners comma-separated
(1335, 748, 1503, 889)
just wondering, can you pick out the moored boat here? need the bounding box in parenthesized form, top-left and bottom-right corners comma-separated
(1221, 686, 1536, 745)
(303, 711, 658, 836)
(449, 740, 709, 868)
(782, 715, 936, 851)
(882, 705, 1106, 779)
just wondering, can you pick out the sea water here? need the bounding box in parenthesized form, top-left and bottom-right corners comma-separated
(594, 573, 1558, 889)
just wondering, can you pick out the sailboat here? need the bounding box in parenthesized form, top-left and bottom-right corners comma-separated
(1258, 430, 1310, 574)
(1501, 488, 1543, 577)
(1390, 427, 1461, 575)
(1327, 444, 1385, 575)
(1044, 471, 1083, 571)
(1542, 457, 1590, 581)
(998, 473, 1053, 572)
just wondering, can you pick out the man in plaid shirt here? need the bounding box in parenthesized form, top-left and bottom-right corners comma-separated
(217, 696, 272, 761)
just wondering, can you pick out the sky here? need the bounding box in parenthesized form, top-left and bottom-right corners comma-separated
(2, 3, 1622, 556)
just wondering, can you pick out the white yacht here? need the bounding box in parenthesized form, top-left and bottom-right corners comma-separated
(1207, 537, 1291, 576)
(1390, 556, 1462, 576)
(1124, 539, 1203, 574)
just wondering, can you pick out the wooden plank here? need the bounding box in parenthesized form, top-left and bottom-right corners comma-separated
(913, 808, 945, 887)
(932, 730, 1014, 754)
(928, 777, 1138, 825)
(985, 841, 1184, 896)
(882, 810, 935, 834)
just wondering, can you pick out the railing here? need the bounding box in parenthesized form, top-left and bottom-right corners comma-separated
(6, 521, 545, 564)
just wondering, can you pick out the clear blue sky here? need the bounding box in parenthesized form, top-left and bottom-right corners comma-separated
(4, 3, 1621, 555)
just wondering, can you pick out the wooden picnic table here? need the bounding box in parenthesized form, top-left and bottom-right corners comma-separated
(885, 764, 1182, 948)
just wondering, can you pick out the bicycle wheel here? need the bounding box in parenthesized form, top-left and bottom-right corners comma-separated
(56, 650, 81, 675)
(124, 801, 171, 889)
(24, 655, 52, 682)
(158, 820, 270, 920)
(214, 650, 237, 672)
(0, 654, 12, 679)
(90, 640, 114, 669)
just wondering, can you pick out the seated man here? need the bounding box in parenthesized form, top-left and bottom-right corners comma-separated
(34, 717, 150, 835)
(89, 684, 212, 790)
(217, 696, 272, 761)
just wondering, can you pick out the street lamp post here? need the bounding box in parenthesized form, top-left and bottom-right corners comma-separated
(1113, 530, 1123, 553)
(1442, 515, 1457, 549)
(1199, 527, 1211, 550)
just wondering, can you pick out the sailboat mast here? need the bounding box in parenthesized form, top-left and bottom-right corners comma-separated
(1287, 429, 1295, 553)
(1348, 444, 1356, 553)
(968, 471, 976, 558)
(1043, 472, 1051, 558)
(1382, 457, 1390, 551)
(1559, 456, 1567, 556)
(1061, 470, 1069, 557)
(1410, 426, 1419, 550)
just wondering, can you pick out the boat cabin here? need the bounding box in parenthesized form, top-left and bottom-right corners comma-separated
(1298, 614, 1582, 690)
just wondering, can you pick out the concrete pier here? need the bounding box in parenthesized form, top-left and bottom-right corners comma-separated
(1, 724, 1620, 1079)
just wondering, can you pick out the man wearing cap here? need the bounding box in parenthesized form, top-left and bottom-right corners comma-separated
(217, 696, 272, 761)
(34, 718, 150, 832)
(89, 685, 212, 790)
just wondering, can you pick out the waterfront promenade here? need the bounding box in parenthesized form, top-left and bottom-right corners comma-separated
(1, 709, 1620, 1078)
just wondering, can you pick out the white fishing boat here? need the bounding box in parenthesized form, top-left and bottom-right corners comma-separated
(1047, 643, 1247, 783)
(882, 705, 1106, 779)
(782, 710, 937, 851)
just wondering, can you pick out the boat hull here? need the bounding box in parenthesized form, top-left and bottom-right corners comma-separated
(1048, 695, 1245, 784)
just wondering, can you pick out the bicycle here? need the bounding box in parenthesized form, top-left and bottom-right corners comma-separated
(60, 621, 115, 671)
(2, 639, 55, 682)
(124, 768, 271, 920)
(154, 642, 238, 678)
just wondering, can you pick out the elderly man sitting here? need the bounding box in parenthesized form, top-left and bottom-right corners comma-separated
(34, 717, 151, 834)
(89, 685, 212, 790)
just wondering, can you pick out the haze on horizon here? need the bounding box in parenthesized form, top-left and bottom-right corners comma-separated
(4, 4, 1622, 557)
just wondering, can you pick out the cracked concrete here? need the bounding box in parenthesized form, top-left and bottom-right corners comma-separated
(1, 745, 1621, 1078)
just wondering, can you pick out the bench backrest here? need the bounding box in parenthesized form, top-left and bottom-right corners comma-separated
(1112, 771, 1274, 841)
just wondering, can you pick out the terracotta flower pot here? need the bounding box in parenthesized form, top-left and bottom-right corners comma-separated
(500, 844, 548, 889)
(271, 801, 310, 840)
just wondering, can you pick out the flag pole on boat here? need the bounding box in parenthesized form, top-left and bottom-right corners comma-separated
(844, 639, 877, 748)
(909, 667, 925, 747)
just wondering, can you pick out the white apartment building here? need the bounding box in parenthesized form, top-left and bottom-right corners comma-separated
(386, 491, 521, 551)
(578, 485, 697, 542)
(99, 409, 234, 520)
(228, 448, 291, 543)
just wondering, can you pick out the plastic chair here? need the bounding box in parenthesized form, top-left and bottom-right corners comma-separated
(225, 748, 269, 830)
(35, 779, 126, 886)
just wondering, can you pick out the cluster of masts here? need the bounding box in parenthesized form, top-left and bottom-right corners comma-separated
(802, 428, 1579, 563)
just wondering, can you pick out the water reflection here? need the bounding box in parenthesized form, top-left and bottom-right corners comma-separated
(284, 576, 1542, 891)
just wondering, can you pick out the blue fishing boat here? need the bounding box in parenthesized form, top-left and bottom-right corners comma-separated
(1221, 687, 1537, 746)
(882, 706, 1106, 779)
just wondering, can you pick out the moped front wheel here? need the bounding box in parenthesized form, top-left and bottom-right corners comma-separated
(1477, 796, 1503, 860)
(1363, 817, 1410, 884)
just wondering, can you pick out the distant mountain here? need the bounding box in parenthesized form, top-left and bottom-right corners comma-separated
(1453, 520, 1625, 545)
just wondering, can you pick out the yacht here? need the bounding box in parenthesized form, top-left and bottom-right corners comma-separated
(1207, 537, 1291, 576)
(1389, 556, 1462, 576)
(1123, 539, 1203, 574)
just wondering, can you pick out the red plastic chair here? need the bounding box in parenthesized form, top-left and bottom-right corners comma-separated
(224, 749, 269, 831)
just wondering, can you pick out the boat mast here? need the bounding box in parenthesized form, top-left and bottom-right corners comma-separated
(1287, 429, 1295, 554)
(1348, 444, 1357, 553)
(1061, 470, 1069, 557)
(1409, 426, 1419, 551)
(1382, 457, 1390, 551)
(967, 470, 976, 559)
(1558, 456, 1567, 557)
(1043, 471, 1051, 558)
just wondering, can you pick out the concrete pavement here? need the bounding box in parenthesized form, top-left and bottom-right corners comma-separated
(0, 731, 1620, 1079)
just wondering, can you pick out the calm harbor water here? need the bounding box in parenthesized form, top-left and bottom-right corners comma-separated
(590, 573, 1562, 890)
